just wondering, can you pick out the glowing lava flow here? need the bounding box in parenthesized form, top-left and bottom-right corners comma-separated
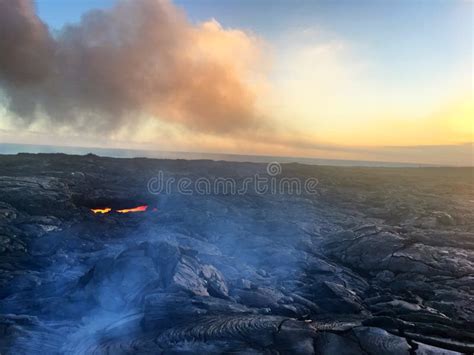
(90, 205, 149, 214)
(91, 208, 112, 214)
(116, 205, 148, 213)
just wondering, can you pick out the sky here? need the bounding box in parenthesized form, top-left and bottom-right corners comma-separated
(0, 0, 472, 165)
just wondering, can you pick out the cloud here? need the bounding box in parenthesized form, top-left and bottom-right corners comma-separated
(0, 1, 471, 166)
(0, 0, 54, 85)
(0, 0, 266, 134)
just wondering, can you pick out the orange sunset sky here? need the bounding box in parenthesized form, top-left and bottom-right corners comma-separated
(0, 0, 472, 165)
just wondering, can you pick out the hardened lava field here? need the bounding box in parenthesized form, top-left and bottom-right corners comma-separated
(0, 153, 473, 354)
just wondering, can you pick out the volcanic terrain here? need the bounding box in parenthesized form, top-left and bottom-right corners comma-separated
(0, 153, 473, 354)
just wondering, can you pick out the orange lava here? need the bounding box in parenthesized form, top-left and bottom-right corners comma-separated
(91, 208, 112, 214)
(116, 205, 148, 213)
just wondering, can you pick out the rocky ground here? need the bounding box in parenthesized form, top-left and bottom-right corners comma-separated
(0, 153, 473, 354)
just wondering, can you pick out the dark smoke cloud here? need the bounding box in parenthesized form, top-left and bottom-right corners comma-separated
(0, 0, 53, 84)
(0, 0, 263, 133)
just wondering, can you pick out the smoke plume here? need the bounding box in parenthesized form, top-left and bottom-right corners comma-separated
(0, 0, 265, 134)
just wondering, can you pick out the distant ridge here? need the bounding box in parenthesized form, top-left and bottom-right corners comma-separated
(0, 142, 443, 168)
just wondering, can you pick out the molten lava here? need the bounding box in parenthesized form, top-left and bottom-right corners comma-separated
(116, 205, 148, 213)
(90, 205, 149, 214)
(91, 208, 112, 214)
